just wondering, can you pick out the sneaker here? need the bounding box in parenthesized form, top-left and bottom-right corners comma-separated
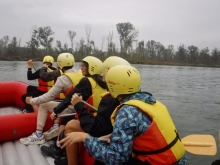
(43, 126, 58, 140)
(20, 132, 45, 145)
(21, 109, 33, 114)
(54, 157, 68, 165)
(40, 142, 66, 159)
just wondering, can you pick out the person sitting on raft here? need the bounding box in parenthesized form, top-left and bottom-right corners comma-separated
(60, 65, 188, 165)
(20, 53, 82, 145)
(21, 55, 61, 113)
(59, 56, 130, 165)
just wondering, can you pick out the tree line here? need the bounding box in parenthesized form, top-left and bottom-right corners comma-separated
(0, 22, 220, 67)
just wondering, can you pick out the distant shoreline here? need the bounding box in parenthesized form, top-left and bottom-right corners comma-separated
(1, 58, 220, 68)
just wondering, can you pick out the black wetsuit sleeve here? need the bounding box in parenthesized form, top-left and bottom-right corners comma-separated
(53, 77, 92, 114)
(27, 68, 40, 80)
(39, 67, 61, 82)
(75, 95, 119, 137)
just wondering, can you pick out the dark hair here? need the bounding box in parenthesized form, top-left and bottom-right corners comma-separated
(82, 61, 89, 68)
(91, 74, 108, 89)
(44, 62, 52, 66)
(62, 66, 73, 72)
(82, 61, 107, 89)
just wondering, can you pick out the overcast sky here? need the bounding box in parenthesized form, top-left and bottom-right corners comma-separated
(1, 0, 220, 51)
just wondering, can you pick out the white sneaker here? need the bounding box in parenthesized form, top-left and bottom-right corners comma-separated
(43, 127, 58, 140)
(20, 132, 45, 145)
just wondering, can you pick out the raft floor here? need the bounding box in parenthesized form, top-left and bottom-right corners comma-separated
(0, 106, 54, 165)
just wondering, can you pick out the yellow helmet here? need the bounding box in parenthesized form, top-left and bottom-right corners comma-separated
(103, 56, 130, 76)
(82, 56, 103, 75)
(57, 53, 75, 69)
(106, 65, 141, 98)
(43, 55, 54, 66)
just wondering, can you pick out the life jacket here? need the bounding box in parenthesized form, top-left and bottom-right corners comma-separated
(63, 69, 84, 96)
(37, 67, 55, 92)
(111, 99, 185, 165)
(37, 68, 66, 100)
(55, 69, 66, 100)
(84, 77, 107, 116)
(101, 91, 111, 98)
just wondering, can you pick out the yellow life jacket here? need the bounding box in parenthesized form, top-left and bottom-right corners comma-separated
(85, 77, 107, 116)
(55, 69, 65, 99)
(63, 69, 84, 96)
(101, 91, 111, 98)
(111, 99, 185, 165)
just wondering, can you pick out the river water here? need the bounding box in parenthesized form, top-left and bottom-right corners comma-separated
(0, 61, 220, 165)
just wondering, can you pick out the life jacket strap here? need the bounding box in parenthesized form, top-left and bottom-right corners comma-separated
(133, 130, 180, 155)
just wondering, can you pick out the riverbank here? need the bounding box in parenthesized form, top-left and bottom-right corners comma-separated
(1, 56, 220, 68)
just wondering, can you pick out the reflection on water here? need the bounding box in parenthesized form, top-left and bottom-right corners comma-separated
(0, 61, 220, 164)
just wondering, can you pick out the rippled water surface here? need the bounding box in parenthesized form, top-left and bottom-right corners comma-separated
(0, 61, 220, 165)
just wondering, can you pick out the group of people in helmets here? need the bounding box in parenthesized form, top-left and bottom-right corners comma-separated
(19, 53, 188, 165)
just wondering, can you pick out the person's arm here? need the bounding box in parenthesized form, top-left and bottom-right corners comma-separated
(83, 105, 151, 165)
(39, 67, 61, 82)
(53, 77, 92, 115)
(27, 59, 39, 80)
(27, 69, 40, 80)
(29, 75, 71, 105)
(75, 96, 118, 137)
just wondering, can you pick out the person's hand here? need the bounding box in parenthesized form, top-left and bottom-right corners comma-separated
(59, 132, 89, 149)
(100, 134, 111, 139)
(71, 94, 83, 106)
(28, 59, 34, 68)
(99, 134, 111, 143)
(42, 63, 48, 68)
(25, 96, 32, 104)
(50, 112, 57, 120)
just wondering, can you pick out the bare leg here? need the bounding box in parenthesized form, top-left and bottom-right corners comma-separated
(58, 125, 65, 140)
(65, 119, 83, 165)
(32, 105, 39, 112)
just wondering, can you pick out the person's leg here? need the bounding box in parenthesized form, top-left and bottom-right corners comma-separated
(32, 104, 40, 112)
(41, 101, 60, 140)
(19, 102, 48, 145)
(19, 101, 58, 145)
(21, 90, 45, 113)
(40, 125, 67, 159)
(27, 85, 38, 92)
(21, 92, 35, 112)
(64, 119, 83, 165)
(30, 90, 46, 112)
(40, 116, 75, 159)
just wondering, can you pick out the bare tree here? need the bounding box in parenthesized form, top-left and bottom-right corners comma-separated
(2, 36, 10, 49)
(137, 40, 145, 60)
(85, 24, 91, 55)
(146, 40, 157, 60)
(101, 37, 105, 52)
(106, 30, 116, 56)
(64, 43, 69, 51)
(68, 30, 76, 54)
(18, 38, 22, 47)
(8, 37, 18, 56)
(106, 31, 113, 47)
(77, 38, 86, 57)
(55, 40, 63, 53)
(90, 40, 95, 52)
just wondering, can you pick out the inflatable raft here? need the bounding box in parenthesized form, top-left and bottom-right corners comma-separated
(0, 81, 95, 165)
